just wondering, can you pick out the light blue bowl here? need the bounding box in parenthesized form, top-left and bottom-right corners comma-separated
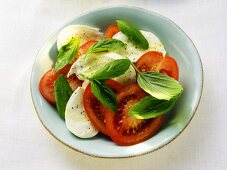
(30, 6, 203, 158)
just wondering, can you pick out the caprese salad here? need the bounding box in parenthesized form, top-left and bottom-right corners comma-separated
(39, 20, 183, 146)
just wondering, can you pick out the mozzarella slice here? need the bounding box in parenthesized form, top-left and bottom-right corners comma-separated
(65, 85, 98, 138)
(68, 52, 136, 84)
(113, 30, 166, 62)
(57, 25, 103, 50)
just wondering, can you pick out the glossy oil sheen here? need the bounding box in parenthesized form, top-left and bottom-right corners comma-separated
(31, 6, 203, 158)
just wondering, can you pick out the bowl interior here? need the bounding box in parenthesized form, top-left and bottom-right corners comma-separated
(31, 7, 203, 158)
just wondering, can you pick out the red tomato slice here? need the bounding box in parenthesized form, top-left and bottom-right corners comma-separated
(105, 24, 119, 38)
(83, 80, 123, 135)
(135, 51, 163, 72)
(39, 69, 58, 104)
(135, 52, 179, 80)
(156, 55, 179, 80)
(105, 84, 165, 146)
(39, 64, 82, 104)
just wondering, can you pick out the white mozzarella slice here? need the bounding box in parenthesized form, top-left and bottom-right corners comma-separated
(65, 86, 98, 138)
(113, 30, 166, 62)
(68, 52, 136, 84)
(57, 25, 103, 50)
(72, 52, 122, 80)
(67, 52, 121, 80)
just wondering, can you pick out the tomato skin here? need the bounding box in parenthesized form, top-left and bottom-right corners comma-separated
(135, 51, 163, 72)
(156, 55, 179, 80)
(105, 84, 165, 146)
(105, 24, 119, 38)
(83, 80, 123, 135)
(135, 52, 179, 80)
(39, 69, 58, 104)
(39, 65, 82, 104)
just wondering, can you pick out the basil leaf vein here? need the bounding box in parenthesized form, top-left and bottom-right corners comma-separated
(91, 80, 117, 112)
(137, 72, 183, 100)
(54, 75, 73, 119)
(90, 59, 131, 80)
(86, 39, 125, 54)
(116, 20, 149, 49)
(55, 37, 80, 72)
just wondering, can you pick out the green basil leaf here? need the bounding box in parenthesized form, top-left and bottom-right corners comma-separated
(86, 38, 125, 54)
(54, 75, 73, 119)
(129, 94, 181, 119)
(91, 80, 117, 112)
(55, 37, 80, 72)
(116, 20, 149, 49)
(137, 72, 183, 100)
(90, 59, 131, 80)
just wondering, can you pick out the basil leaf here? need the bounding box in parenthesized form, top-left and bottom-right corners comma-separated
(55, 37, 80, 72)
(91, 80, 117, 112)
(117, 20, 149, 49)
(129, 94, 181, 119)
(137, 72, 183, 100)
(86, 39, 125, 54)
(54, 75, 73, 119)
(90, 59, 131, 80)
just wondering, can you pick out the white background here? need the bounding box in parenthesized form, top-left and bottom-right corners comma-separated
(0, 0, 226, 169)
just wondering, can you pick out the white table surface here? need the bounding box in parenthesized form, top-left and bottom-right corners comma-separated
(1, 0, 226, 169)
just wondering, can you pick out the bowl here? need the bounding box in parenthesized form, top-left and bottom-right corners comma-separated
(30, 6, 203, 158)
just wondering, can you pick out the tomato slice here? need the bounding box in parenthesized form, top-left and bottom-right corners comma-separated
(39, 69, 58, 104)
(39, 64, 82, 104)
(135, 51, 163, 72)
(156, 55, 179, 80)
(105, 24, 119, 38)
(83, 80, 123, 135)
(135, 52, 179, 80)
(105, 84, 165, 146)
